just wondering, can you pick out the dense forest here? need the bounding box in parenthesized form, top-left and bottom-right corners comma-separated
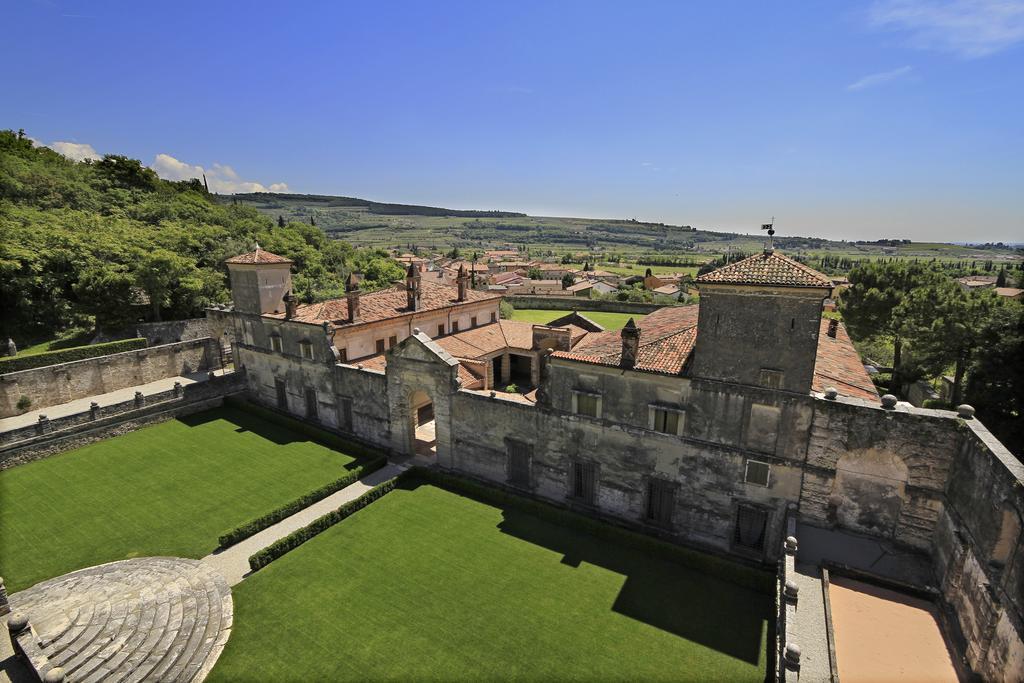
(0, 130, 404, 344)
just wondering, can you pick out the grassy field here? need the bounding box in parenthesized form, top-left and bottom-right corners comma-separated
(210, 482, 771, 682)
(509, 308, 644, 329)
(0, 406, 363, 592)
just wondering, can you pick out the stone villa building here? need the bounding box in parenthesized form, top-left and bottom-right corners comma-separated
(206, 246, 1023, 681)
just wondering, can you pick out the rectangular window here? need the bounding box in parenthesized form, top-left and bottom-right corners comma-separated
(388, 335, 398, 348)
(646, 479, 676, 526)
(490, 312, 497, 323)
(437, 324, 445, 337)
(758, 369, 784, 389)
(507, 440, 532, 488)
(300, 341, 314, 360)
(375, 339, 385, 354)
(471, 316, 478, 328)
(339, 348, 348, 363)
(339, 397, 353, 432)
(570, 461, 598, 505)
(452, 321, 460, 333)
(305, 388, 318, 420)
(574, 391, 600, 418)
(270, 336, 283, 353)
(275, 378, 287, 410)
(745, 460, 771, 487)
(734, 505, 768, 552)
(652, 408, 680, 435)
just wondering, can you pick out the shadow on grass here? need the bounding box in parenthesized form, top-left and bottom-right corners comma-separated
(397, 479, 769, 665)
(175, 407, 362, 470)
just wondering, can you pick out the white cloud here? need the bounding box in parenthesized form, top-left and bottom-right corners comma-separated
(47, 141, 102, 161)
(869, 0, 1024, 58)
(151, 153, 290, 194)
(847, 65, 914, 90)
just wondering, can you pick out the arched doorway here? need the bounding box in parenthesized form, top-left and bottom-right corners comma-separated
(409, 389, 436, 460)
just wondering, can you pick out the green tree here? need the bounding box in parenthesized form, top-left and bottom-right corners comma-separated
(561, 273, 575, 290)
(132, 249, 196, 322)
(839, 261, 937, 387)
(996, 268, 1007, 287)
(964, 303, 1023, 458)
(897, 281, 1003, 405)
(527, 267, 543, 280)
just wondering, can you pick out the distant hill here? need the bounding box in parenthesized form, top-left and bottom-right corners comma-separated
(229, 192, 527, 218)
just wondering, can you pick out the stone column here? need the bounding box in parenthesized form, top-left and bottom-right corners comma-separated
(134, 391, 144, 408)
(0, 577, 9, 617)
(90, 402, 100, 420)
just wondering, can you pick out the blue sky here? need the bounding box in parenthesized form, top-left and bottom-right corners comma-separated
(4, 0, 1022, 242)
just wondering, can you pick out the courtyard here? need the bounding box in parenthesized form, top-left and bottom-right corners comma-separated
(209, 479, 772, 681)
(508, 308, 643, 330)
(0, 405, 366, 592)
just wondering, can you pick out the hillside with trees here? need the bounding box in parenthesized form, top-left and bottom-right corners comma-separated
(0, 130, 404, 345)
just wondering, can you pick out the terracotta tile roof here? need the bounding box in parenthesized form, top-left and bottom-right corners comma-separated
(812, 319, 879, 402)
(225, 249, 293, 265)
(267, 280, 501, 327)
(697, 251, 831, 288)
(551, 305, 700, 375)
(566, 281, 594, 292)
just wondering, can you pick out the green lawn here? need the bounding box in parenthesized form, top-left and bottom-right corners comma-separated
(509, 308, 644, 330)
(0, 406, 363, 592)
(211, 482, 771, 682)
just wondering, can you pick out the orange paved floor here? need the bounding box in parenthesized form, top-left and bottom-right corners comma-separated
(829, 575, 960, 682)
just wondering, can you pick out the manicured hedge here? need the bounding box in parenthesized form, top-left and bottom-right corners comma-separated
(248, 477, 398, 571)
(218, 456, 387, 547)
(0, 338, 147, 374)
(405, 468, 774, 593)
(224, 395, 384, 461)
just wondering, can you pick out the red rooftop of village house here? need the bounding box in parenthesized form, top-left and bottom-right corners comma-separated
(696, 251, 833, 288)
(224, 248, 293, 265)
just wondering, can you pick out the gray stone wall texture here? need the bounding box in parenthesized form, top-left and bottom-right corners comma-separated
(0, 338, 219, 418)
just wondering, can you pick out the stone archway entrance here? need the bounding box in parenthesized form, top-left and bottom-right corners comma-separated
(409, 389, 436, 459)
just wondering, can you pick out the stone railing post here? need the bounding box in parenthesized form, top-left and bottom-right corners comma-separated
(89, 401, 100, 420)
(0, 577, 9, 617)
(35, 415, 49, 436)
(173, 381, 182, 397)
(134, 391, 144, 408)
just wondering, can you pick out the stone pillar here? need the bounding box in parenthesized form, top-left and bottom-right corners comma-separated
(173, 381, 182, 397)
(0, 577, 9, 617)
(35, 415, 49, 436)
(90, 402, 100, 420)
(134, 391, 144, 408)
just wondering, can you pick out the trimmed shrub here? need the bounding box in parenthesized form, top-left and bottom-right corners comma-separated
(0, 338, 147, 374)
(405, 468, 774, 593)
(248, 477, 398, 571)
(16, 395, 31, 410)
(218, 456, 387, 547)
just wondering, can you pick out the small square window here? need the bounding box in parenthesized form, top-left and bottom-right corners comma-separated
(758, 369, 784, 389)
(300, 341, 314, 360)
(270, 336, 283, 353)
(574, 392, 600, 418)
(652, 408, 680, 435)
(452, 321, 460, 333)
(376, 339, 385, 353)
(471, 316, 478, 328)
(745, 460, 771, 487)
(437, 324, 445, 337)
(388, 335, 398, 348)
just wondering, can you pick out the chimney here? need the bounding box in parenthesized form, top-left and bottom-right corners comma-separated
(346, 273, 360, 323)
(456, 263, 469, 302)
(620, 318, 641, 369)
(283, 291, 298, 319)
(406, 263, 421, 311)
(827, 319, 839, 339)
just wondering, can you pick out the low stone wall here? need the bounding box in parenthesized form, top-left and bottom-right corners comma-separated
(504, 296, 666, 314)
(0, 338, 219, 418)
(0, 373, 244, 469)
(776, 515, 801, 682)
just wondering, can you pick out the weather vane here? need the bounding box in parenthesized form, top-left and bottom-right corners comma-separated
(761, 217, 776, 252)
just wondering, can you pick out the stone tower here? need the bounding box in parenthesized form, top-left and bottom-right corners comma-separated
(691, 250, 832, 393)
(224, 247, 294, 315)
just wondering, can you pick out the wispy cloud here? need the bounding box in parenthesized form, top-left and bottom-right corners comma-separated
(45, 140, 102, 161)
(151, 153, 289, 194)
(847, 65, 914, 90)
(869, 0, 1024, 58)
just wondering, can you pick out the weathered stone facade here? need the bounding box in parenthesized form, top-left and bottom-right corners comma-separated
(0, 338, 220, 418)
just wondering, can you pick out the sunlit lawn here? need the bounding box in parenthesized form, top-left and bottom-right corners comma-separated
(509, 308, 644, 330)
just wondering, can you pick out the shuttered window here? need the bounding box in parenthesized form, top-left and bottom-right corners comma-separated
(745, 460, 771, 487)
(570, 461, 598, 505)
(507, 440, 532, 488)
(300, 341, 314, 360)
(376, 339, 385, 353)
(339, 348, 348, 363)
(339, 397, 353, 432)
(575, 392, 600, 418)
(270, 336, 283, 352)
(388, 335, 398, 348)
(733, 505, 768, 552)
(275, 379, 287, 409)
(305, 388, 318, 420)
(438, 324, 445, 337)
(653, 408, 680, 435)
(646, 479, 676, 526)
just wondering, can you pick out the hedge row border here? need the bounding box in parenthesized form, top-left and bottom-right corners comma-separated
(248, 477, 398, 571)
(0, 338, 148, 374)
(405, 467, 774, 593)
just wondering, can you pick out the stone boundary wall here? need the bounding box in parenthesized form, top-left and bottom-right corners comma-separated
(776, 511, 800, 682)
(504, 296, 666, 315)
(0, 338, 219, 418)
(0, 374, 245, 469)
(93, 318, 212, 346)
